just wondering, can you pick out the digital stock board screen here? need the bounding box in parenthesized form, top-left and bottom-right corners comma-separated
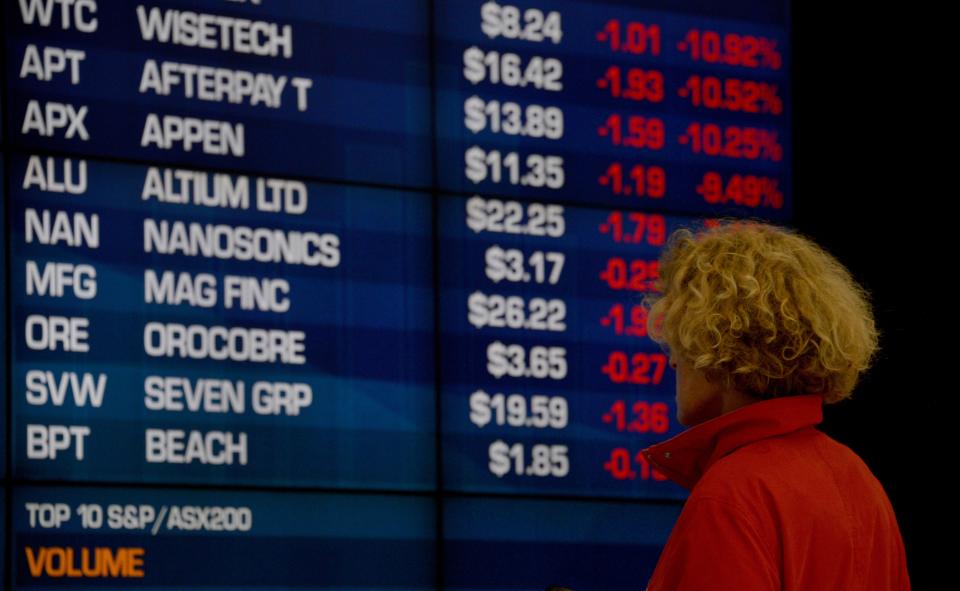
(1, 0, 791, 589)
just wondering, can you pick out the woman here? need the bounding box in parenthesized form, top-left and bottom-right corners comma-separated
(639, 220, 910, 590)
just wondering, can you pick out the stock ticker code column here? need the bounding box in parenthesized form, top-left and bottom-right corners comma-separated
(435, 0, 790, 497)
(5, 1, 437, 587)
(6, 0, 437, 488)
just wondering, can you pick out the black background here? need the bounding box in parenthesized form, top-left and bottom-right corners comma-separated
(793, 3, 944, 587)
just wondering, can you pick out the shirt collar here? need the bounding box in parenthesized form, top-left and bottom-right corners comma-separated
(641, 394, 825, 491)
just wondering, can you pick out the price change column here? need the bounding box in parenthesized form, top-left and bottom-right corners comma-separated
(435, 0, 791, 218)
(440, 196, 694, 499)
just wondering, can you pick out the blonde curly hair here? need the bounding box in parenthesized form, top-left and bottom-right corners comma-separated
(643, 219, 879, 404)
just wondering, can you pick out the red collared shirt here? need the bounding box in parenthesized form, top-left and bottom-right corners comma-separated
(640, 394, 910, 591)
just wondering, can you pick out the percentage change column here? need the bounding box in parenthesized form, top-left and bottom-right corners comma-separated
(674, 28, 788, 213)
